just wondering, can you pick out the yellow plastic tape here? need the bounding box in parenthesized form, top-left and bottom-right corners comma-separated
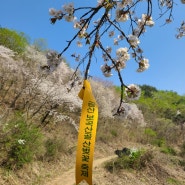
(76, 80, 98, 185)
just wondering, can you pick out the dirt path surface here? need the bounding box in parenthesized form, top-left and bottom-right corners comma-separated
(46, 155, 116, 185)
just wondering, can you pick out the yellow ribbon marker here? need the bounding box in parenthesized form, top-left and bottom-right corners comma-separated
(76, 80, 98, 185)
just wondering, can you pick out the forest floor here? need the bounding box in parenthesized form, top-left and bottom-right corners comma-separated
(44, 142, 185, 185)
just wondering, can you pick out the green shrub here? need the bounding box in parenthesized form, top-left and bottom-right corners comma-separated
(0, 27, 29, 54)
(180, 141, 185, 157)
(0, 116, 43, 169)
(144, 128, 157, 137)
(160, 146, 176, 155)
(144, 128, 157, 143)
(179, 160, 185, 171)
(152, 138, 166, 147)
(110, 129, 118, 137)
(105, 149, 153, 173)
(167, 177, 181, 185)
(44, 137, 67, 161)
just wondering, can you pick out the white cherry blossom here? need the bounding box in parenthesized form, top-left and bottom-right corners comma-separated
(116, 47, 130, 62)
(49, 8, 62, 18)
(101, 64, 113, 77)
(116, 9, 129, 22)
(128, 35, 140, 48)
(137, 58, 150, 72)
(125, 84, 141, 100)
(63, 3, 74, 14)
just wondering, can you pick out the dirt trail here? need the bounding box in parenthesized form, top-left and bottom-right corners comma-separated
(46, 155, 116, 185)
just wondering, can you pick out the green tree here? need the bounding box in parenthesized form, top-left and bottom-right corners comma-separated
(0, 27, 29, 54)
(140, 85, 158, 98)
(33, 38, 48, 51)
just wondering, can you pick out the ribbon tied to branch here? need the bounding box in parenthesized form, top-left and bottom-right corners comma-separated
(76, 80, 98, 185)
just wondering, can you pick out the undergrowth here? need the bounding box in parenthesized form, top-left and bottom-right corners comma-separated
(0, 114, 43, 170)
(105, 148, 153, 173)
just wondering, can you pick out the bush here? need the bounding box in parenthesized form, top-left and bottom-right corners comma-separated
(167, 177, 181, 185)
(160, 146, 177, 156)
(0, 115, 43, 169)
(105, 148, 153, 173)
(152, 138, 166, 147)
(110, 129, 118, 137)
(180, 141, 185, 157)
(179, 160, 185, 171)
(144, 128, 157, 143)
(144, 128, 156, 137)
(0, 27, 29, 54)
(44, 137, 67, 161)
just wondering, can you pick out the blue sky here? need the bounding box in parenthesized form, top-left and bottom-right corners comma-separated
(0, 0, 185, 95)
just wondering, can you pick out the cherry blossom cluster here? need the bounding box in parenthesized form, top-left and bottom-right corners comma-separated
(176, 1, 185, 38)
(49, 3, 74, 24)
(125, 84, 141, 101)
(176, 21, 185, 39)
(48, 0, 155, 101)
(101, 47, 130, 77)
(45, 50, 63, 72)
(159, 0, 173, 8)
(48, 0, 184, 106)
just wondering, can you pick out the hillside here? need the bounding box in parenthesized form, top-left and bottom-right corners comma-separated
(0, 45, 185, 185)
